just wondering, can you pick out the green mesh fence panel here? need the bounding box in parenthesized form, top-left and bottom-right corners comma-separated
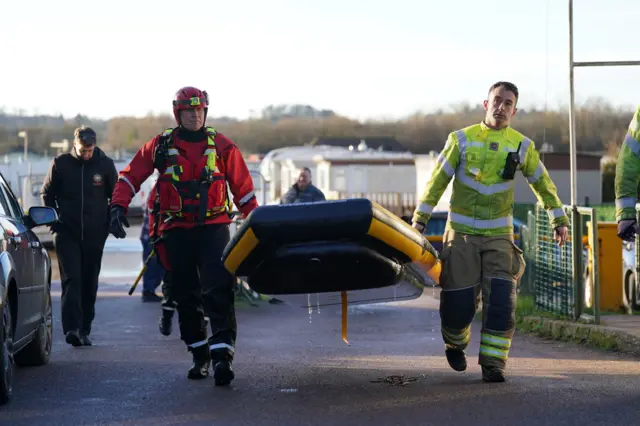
(534, 204, 575, 318)
(518, 210, 537, 297)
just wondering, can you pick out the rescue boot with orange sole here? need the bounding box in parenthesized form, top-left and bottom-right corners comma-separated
(445, 348, 467, 372)
(187, 345, 211, 380)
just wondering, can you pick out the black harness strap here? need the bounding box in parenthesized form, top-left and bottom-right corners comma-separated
(152, 127, 228, 225)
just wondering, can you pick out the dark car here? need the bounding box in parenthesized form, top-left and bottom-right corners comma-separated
(413, 210, 526, 253)
(622, 240, 640, 312)
(0, 172, 58, 405)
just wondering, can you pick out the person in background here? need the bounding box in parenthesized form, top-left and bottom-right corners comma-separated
(143, 180, 178, 335)
(40, 126, 118, 347)
(139, 188, 164, 302)
(280, 167, 326, 204)
(614, 105, 640, 241)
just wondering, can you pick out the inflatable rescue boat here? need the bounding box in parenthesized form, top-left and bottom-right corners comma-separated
(223, 198, 441, 294)
(222, 198, 442, 344)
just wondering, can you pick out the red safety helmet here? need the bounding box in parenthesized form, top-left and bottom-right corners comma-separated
(172, 86, 209, 125)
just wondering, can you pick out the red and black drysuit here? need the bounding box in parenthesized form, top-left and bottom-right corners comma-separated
(109, 126, 257, 364)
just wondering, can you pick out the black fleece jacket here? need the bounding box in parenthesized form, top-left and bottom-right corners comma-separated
(40, 146, 118, 243)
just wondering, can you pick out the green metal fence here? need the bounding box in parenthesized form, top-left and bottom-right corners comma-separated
(635, 205, 640, 309)
(514, 203, 617, 224)
(522, 203, 600, 324)
(518, 210, 536, 297)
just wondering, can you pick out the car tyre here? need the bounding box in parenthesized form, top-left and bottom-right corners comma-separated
(0, 296, 14, 405)
(629, 275, 639, 311)
(14, 283, 53, 367)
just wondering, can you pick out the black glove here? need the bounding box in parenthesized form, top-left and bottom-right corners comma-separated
(109, 205, 129, 239)
(617, 219, 639, 242)
(412, 221, 427, 235)
(48, 222, 60, 235)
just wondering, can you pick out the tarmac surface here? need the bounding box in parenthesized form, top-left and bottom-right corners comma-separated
(1, 226, 639, 425)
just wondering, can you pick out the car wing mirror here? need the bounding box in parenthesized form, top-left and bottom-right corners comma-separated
(25, 206, 59, 229)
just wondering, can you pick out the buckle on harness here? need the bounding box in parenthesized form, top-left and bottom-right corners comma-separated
(200, 167, 214, 184)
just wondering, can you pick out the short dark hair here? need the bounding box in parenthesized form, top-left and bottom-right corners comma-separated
(74, 126, 97, 145)
(488, 81, 519, 101)
(301, 167, 312, 175)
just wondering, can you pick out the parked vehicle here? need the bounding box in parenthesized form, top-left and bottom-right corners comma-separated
(0, 171, 58, 405)
(415, 210, 526, 253)
(19, 173, 53, 248)
(622, 240, 640, 312)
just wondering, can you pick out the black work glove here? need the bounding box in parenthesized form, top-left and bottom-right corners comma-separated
(109, 205, 129, 239)
(617, 219, 639, 242)
(48, 222, 60, 235)
(412, 221, 428, 235)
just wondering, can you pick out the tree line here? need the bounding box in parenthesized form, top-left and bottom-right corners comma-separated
(0, 99, 635, 157)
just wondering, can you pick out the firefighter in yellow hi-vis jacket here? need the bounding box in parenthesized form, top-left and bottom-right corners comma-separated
(412, 81, 569, 383)
(614, 106, 640, 241)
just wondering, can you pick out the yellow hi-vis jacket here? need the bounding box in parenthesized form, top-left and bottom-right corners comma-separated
(412, 121, 569, 236)
(615, 106, 640, 222)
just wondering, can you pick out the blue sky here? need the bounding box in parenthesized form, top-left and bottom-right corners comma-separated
(1, 0, 638, 121)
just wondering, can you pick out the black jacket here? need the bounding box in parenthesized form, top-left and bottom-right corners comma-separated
(280, 184, 326, 204)
(40, 146, 118, 243)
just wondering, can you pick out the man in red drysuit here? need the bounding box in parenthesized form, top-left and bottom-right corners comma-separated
(108, 86, 258, 386)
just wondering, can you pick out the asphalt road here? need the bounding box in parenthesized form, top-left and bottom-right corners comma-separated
(1, 227, 639, 425)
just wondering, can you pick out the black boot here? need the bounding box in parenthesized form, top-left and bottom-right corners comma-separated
(212, 360, 235, 386)
(158, 309, 174, 336)
(142, 291, 163, 302)
(210, 343, 235, 386)
(80, 334, 92, 346)
(65, 330, 82, 347)
(445, 348, 467, 372)
(481, 365, 506, 383)
(187, 345, 211, 380)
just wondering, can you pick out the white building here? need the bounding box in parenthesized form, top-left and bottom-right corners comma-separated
(512, 152, 602, 206)
(313, 148, 416, 216)
(0, 153, 156, 215)
(259, 145, 355, 203)
(414, 152, 453, 212)
(258, 141, 417, 215)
